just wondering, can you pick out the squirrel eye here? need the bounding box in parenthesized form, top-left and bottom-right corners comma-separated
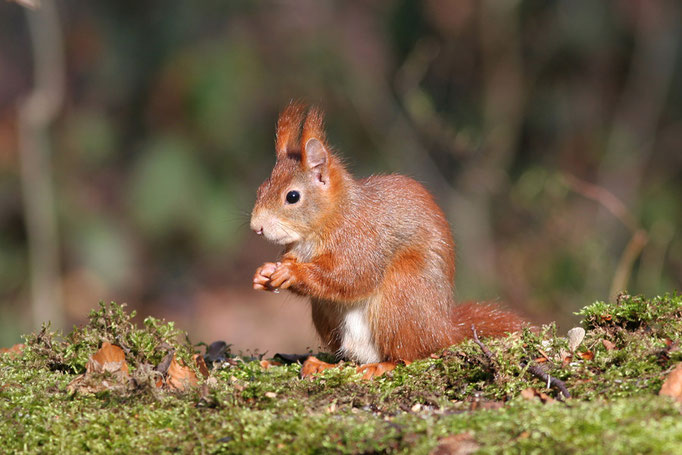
(286, 190, 300, 204)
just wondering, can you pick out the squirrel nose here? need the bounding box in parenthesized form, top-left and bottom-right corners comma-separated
(254, 226, 264, 235)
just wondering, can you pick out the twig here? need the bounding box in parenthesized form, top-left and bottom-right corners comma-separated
(521, 361, 571, 400)
(471, 325, 495, 364)
(471, 325, 571, 400)
(561, 173, 649, 302)
(561, 174, 639, 233)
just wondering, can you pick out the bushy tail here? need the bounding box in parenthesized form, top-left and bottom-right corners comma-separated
(451, 301, 526, 342)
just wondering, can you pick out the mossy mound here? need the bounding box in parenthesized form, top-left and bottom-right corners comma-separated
(1, 294, 681, 454)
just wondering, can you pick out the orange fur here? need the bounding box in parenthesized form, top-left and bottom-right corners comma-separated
(275, 101, 306, 159)
(300, 106, 326, 153)
(251, 104, 527, 365)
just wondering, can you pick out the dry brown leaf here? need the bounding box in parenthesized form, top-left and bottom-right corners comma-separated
(166, 354, 198, 391)
(67, 342, 130, 394)
(659, 363, 682, 403)
(87, 342, 129, 375)
(579, 351, 594, 361)
(520, 388, 537, 400)
(602, 339, 617, 351)
(430, 433, 479, 455)
(195, 354, 210, 378)
(519, 387, 555, 404)
(559, 349, 572, 367)
(536, 348, 551, 362)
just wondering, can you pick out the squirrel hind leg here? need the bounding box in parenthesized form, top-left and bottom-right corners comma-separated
(370, 249, 457, 362)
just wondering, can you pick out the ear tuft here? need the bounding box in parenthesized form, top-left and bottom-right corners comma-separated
(275, 101, 306, 160)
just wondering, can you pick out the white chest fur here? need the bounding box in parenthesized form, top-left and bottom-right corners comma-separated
(340, 305, 381, 364)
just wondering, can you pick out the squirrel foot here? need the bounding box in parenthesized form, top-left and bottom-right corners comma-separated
(300, 356, 338, 378)
(356, 362, 396, 380)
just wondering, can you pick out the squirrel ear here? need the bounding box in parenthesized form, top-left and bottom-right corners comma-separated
(300, 106, 330, 184)
(303, 138, 327, 169)
(303, 138, 329, 185)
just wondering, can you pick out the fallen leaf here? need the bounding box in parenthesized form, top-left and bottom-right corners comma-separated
(519, 388, 555, 403)
(264, 391, 277, 399)
(559, 349, 572, 367)
(579, 351, 594, 361)
(204, 341, 230, 363)
(156, 352, 174, 375)
(67, 342, 130, 394)
(567, 327, 585, 352)
(534, 357, 548, 363)
(520, 388, 536, 400)
(87, 342, 129, 375)
(659, 363, 682, 403)
(195, 354, 210, 378)
(536, 348, 551, 362)
(166, 354, 198, 391)
(602, 339, 617, 351)
(431, 433, 479, 455)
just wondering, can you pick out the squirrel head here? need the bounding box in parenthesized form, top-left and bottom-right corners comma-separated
(251, 102, 347, 246)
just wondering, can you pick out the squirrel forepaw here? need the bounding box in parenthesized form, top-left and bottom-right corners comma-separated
(253, 262, 278, 290)
(269, 261, 298, 290)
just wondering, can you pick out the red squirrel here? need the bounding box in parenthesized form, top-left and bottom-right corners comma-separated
(250, 102, 525, 378)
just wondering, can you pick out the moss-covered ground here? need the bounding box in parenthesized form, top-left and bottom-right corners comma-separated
(1, 293, 681, 454)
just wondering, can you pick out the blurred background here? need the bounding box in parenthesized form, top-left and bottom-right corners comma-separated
(1, 0, 680, 354)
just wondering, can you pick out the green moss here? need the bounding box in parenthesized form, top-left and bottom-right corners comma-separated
(2, 294, 682, 453)
(22, 302, 196, 375)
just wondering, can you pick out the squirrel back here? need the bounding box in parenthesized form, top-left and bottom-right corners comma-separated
(251, 103, 525, 363)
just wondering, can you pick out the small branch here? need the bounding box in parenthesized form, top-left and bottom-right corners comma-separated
(471, 325, 495, 364)
(520, 361, 571, 400)
(609, 229, 649, 302)
(471, 325, 571, 400)
(561, 174, 639, 233)
(561, 173, 649, 302)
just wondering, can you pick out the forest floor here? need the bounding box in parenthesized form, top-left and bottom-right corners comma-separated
(1, 293, 682, 454)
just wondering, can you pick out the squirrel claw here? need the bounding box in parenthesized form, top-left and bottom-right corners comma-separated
(356, 362, 396, 380)
(269, 262, 296, 289)
(253, 262, 278, 291)
(300, 356, 337, 378)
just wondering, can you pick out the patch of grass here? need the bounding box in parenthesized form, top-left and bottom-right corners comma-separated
(1, 294, 681, 453)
